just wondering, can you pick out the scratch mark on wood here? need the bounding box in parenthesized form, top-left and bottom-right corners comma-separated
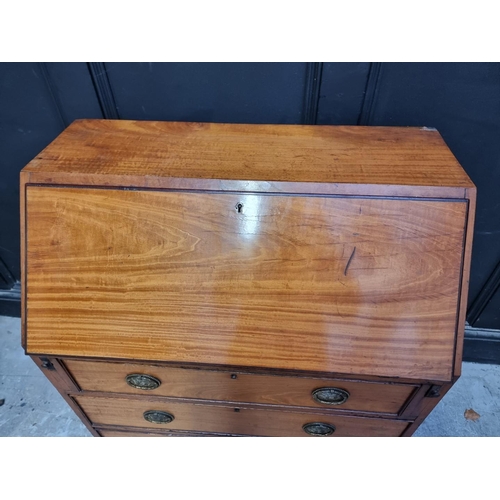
(344, 246, 356, 276)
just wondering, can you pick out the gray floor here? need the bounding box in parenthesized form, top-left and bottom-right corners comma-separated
(1, 315, 499, 437)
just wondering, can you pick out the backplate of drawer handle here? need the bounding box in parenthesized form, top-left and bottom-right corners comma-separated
(311, 387, 350, 405)
(143, 410, 175, 424)
(126, 373, 161, 390)
(303, 422, 336, 436)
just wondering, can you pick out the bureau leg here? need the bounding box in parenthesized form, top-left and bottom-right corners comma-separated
(400, 381, 454, 436)
(30, 356, 100, 437)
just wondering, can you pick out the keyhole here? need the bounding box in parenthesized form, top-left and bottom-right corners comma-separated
(236, 202, 243, 213)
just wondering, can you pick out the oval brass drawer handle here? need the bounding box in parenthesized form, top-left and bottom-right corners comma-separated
(143, 410, 175, 425)
(312, 387, 350, 405)
(303, 422, 336, 436)
(126, 373, 161, 390)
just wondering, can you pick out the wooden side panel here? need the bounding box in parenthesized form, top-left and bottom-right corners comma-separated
(20, 171, 28, 349)
(31, 356, 78, 393)
(401, 381, 455, 436)
(75, 395, 410, 437)
(26, 187, 467, 381)
(454, 188, 477, 377)
(64, 359, 417, 415)
(30, 356, 99, 437)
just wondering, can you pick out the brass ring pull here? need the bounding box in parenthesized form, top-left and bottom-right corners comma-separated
(126, 373, 161, 390)
(143, 410, 174, 425)
(303, 422, 336, 436)
(312, 387, 350, 405)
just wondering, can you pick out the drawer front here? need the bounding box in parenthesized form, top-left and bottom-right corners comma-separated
(75, 395, 410, 437)
(97, 428, 236, 437)
(26, 187, 466, 381)
(65, 359, 417, 415)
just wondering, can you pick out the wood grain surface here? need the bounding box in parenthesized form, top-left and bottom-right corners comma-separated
(26, 186, 467, 381)
(75, 395, 410, 437)
(21, 120, 474, 193)
(454, 189, 476, 377)
(64, 359, 417, 414)
(96, 428, 239, 437)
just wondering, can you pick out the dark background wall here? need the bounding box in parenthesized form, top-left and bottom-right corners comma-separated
(1, 63, 499, 359)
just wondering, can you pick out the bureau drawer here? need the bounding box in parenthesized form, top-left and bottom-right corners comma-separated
(97, 428, 237, 437)
(64, 359, 417, 415)
(75, 395, 410, 437)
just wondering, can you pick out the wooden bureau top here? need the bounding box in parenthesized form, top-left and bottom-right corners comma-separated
(21, 119, 474, 195)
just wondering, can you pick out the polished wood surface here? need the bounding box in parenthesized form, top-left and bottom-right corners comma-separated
(64, 359, 417, 414)
(75, 395, 409, 437)
(22, 120, 474, 189)
(454, 189, 476, 377)
(97, 428, 238, 437)
(26, 187, 466, 381)
(21, 120, 477, 436)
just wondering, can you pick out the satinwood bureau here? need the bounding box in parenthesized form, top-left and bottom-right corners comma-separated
(20, 120, 476, 437)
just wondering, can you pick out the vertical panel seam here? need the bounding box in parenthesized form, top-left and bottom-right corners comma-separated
(87, 63, 120, 120)
(467, 259, 500, 325)
(357, 62, 383, 125)
(0, 255, 16, 288)
(38, 62, 68, 129)
(303, 63, 324, 124)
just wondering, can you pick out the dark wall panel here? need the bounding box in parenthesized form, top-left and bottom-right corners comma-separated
(317, 62, 370, 125)
(0, 63, 102, 284)
(104, 62, 308, 124)
(475, 289, 500, 329)
(358, 63, 500, 322)
(472, 258, 500, 328)
(0, 63, 64, 280)
(43, 63, 103, 125)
